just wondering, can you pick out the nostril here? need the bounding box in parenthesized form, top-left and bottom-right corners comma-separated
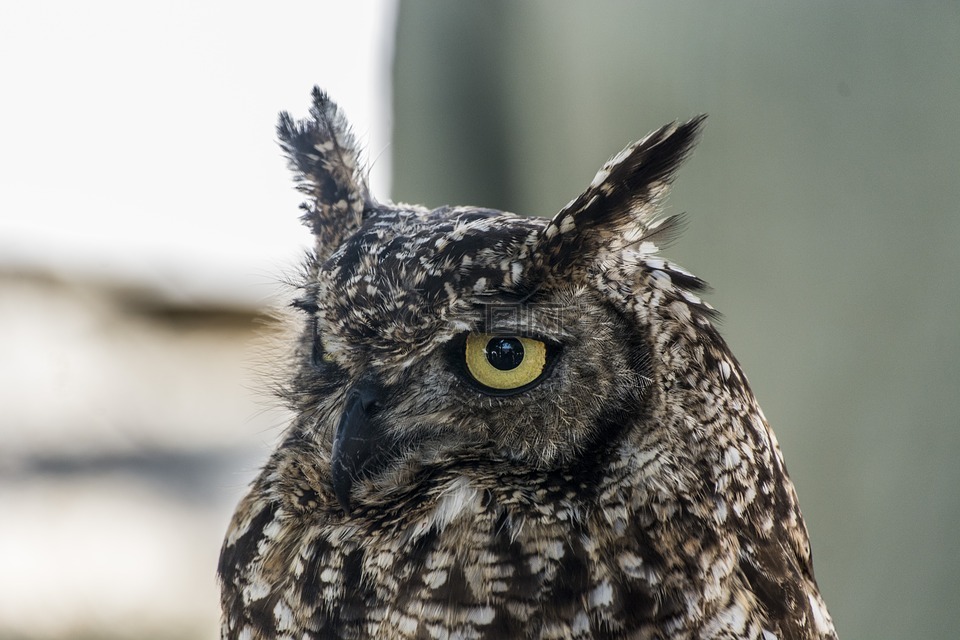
(359, 393, 381, 412)
(347, 380, 384, 413)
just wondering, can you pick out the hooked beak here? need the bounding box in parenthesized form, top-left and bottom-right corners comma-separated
(331, 380, 386, 513)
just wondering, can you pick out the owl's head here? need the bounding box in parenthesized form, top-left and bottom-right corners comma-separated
(279, 88, 711, 512)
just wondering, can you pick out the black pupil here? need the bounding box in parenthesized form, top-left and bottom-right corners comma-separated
(485, 337, 524, 371)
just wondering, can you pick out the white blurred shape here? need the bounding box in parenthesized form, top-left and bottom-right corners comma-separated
(0, 477, 227, 638)
(0, 1, 397, 304)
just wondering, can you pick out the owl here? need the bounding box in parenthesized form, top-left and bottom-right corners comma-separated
(218, 87, 837, 640)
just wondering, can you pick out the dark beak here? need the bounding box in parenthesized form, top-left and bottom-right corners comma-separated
(331, 380, 385, 513)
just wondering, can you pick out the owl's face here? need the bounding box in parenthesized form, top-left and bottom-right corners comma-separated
(300, 209, 653, 507)
(279, 89, 704, 512)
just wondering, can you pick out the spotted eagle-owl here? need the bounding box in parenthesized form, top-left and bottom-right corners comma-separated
(218, 87, 837, 640)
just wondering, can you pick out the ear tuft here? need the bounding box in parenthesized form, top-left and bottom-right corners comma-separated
(531, 115, 706, 281)
(277, 87, 370, 261)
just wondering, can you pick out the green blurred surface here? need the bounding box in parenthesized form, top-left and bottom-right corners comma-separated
(394, 3, 960, 638)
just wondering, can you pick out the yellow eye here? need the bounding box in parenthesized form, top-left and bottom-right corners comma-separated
(464, 333, 547, 391)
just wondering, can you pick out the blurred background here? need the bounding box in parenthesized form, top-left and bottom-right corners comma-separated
(1, 2, 958, 638)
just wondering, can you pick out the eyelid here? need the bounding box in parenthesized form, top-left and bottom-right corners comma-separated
(477, 326, 563, 348)
(292, 297, 319, 314)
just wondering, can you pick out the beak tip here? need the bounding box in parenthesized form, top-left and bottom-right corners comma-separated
(330, 452, 354, 514)
(334, 485, 353, 515)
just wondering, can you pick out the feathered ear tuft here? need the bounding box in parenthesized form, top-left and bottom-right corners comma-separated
(277, 87, 370, 262)
(529, 115, 706, 282)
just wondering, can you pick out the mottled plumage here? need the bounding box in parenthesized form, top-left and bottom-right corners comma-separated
(219, 87, 837, 640)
